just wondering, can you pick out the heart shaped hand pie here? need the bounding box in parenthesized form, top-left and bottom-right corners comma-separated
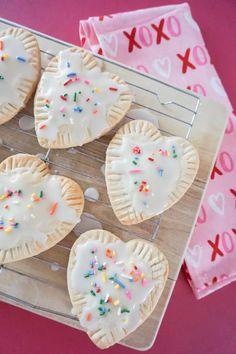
(67, 229, 168, 349)
(34, 47, 133, 149)
(105, 120, 199, 225)
(0, 27, 41, 125)
(0, 154, 84, 264)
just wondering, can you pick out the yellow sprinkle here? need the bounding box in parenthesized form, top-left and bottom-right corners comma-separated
(113, 300, 120, 306)
(8, 217, 14, 222)
(27, 204, 32, 208)
(0, 195, 6, 200)
(141, 273, 145, 278)
(3, 53, 9, 59)
(115, 284, 120, 289)
(4, 226, 13, 233)
(94, 87, 101, 93)
(101, 271, 107, 283)
(112, 250, 116, 257)
(122, 318, 128, 324)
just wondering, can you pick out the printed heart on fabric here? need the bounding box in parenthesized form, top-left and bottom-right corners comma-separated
(0, 27, 41, 125)
(67, 229, 169, 349)
(100, 33, 119, 57)
(0, 154, 84, 264)
(208, 192, 225, 216)
(34, 47, 132, 149)
(153, 57, 172, 78)
(105, 120, 199, 225)
(185, 245, 202, 268)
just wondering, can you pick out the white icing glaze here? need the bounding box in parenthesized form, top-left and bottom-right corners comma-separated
(84, 187, 99, 202)
(111, 137, 183, 215)
(70, 240, 154, 332)
(0, 168, 80, 250)
(0, 36, 37, 107)
(50, 262, 60, 271)
(100, 164, 105, 176)
(36, 50, 129, 145)
(73, 212, 103, 236)
(67, 147, 78, 155)
(18, 115, 35, 131)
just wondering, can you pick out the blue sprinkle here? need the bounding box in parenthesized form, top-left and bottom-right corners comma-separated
(74, 106, 83, 113)
(16, 56, 27, 63)
(67, 62, 70, 68)
(159, 169, 164, 176)
(114, 278, 126, 289)
(67, 72, 76, 77)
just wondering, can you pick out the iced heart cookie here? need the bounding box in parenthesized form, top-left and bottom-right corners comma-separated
(67, 229, 168, 349)
(0, 154, 84, 264)
(34, 47, 133, 148)
(105, 120, 199, 225)
(0, 27, 41, 125)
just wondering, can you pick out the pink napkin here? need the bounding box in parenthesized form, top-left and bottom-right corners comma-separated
(79, 3, 235, 299)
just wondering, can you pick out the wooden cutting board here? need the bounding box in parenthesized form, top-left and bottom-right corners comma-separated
(0, 17, 228, 351)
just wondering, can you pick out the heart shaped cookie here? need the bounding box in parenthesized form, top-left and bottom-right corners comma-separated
(105, 120, 199, 225)
(0, 27, 41, 125)
(67, 229, 168, 349)
(34, 47, 133, 149)
(0, 154, 84, 264)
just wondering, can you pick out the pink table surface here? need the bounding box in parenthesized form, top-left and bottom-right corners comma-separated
(0, 1, 235, 354)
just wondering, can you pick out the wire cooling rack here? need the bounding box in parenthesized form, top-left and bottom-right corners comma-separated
(0, 17, 225, 351)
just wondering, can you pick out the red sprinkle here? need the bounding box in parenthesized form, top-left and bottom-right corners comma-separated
(60, 95, 67, 101)
(132, 146, 141, 154)
(86, 98, 90, 102)
(109, 87, 118, 91)
(39, 124, 46, 130)
(148, 157, 154, 161)
(0, 41, 3, 50)
(64, 79, 73, 86)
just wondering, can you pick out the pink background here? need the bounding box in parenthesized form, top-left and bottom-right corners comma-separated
(0, 1, 235, 353)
